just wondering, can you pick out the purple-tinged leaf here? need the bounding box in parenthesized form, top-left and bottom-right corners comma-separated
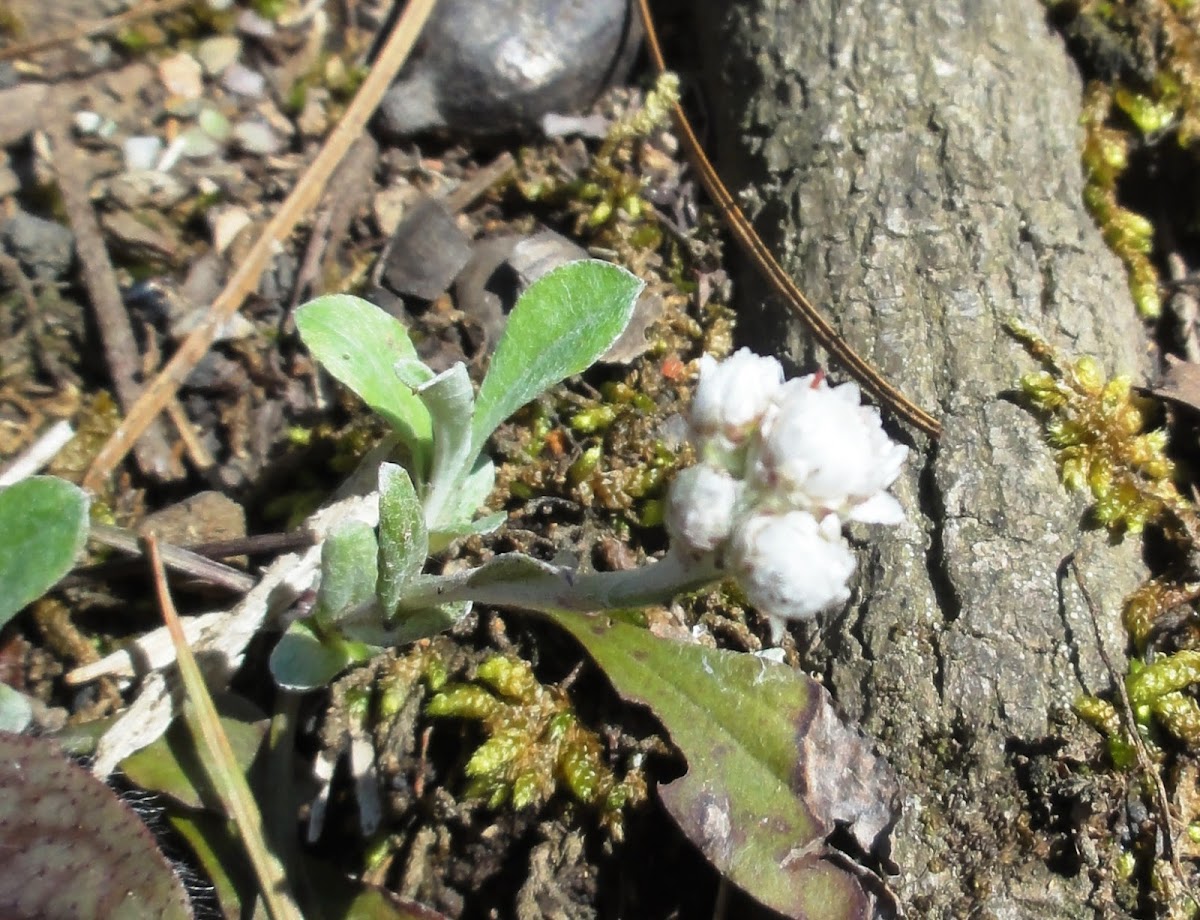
(547, 615, 898, 920)
(0, 731, 192, 919)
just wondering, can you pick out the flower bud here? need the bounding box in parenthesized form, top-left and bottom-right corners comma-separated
(752, 375, 908, 524)
(665, 464, 740, 553)
(689, 349, 783, 457)
(729, 511, 855, 631)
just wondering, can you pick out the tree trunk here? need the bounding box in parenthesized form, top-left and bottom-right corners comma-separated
(695, 2, 1148, 916)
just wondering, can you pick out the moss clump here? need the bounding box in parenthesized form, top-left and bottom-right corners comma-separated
(1081, 84, 1162, 317)
(1048, 1, 1200, 317)
(1015, 320, 1200, 914)
(1013, 322, 1180, 533)
(426, 655, 646, 838)
(514, 72, 680, 256)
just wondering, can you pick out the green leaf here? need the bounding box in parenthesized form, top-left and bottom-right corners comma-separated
(295, 295, 432, 471)
(409, 363, 476, 531)
(472, 261, 642, 454)
(270, 619, 372, 692)
(428, 511, 505, 554)
(168, 810, 256, 920)
(313, 520, 379, 626)
(377, 463, 428, 617)
(343, 603, 466, 648)
(427, 460, 500, 553)
(546, 615, 895, 920)
(304, 858, 454, 920)
(0, 476, 89, 630)
(0, 684, 31, 733)
(119, 696, 268, 812)
(453, 457, 496, 520)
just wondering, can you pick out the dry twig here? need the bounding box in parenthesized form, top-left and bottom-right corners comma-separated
(89, 522, 256, 594)
(145, 534, 303, 920)
(45, 105, 183, 481)
(82, 0, 440, 492)
(0, 419, 73, 485)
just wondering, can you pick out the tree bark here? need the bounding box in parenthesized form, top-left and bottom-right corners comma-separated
(695, 2, 1148, 916)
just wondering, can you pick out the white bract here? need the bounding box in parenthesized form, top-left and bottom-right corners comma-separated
(689, 348, 783, 460)
(752, 375, 908, 524)
(665, 464, 741, 554)
(729, 511, 855, 642)
(669, 351, 910, 640)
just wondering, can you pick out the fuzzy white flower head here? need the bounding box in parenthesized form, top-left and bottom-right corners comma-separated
(689, 348, 783, 458)
(666, 464, 741, 554)
(729, 510, 856, 641)
(752, 375, 909, 524)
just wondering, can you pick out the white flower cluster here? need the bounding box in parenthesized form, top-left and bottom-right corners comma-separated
(666, 349, 909, 641)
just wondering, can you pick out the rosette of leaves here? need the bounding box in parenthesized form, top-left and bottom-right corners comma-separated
(270, 260, 644, 690)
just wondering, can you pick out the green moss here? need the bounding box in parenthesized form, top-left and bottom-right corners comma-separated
(512, 71, 680, 255)
(1012, 322, 1181, 533)
(1048, 2, 1200, 318)
(425, 654, 646, 837)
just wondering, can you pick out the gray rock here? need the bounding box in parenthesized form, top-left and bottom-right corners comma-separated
(380, 196, 473, 300)
(696, 1, 1148, 916)
(0, 83, 48, 148)
(376, 0, 640, 138)
(2, 212, 74, 281)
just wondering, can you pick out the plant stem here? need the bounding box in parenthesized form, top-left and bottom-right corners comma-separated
(400, 548, 725, 615)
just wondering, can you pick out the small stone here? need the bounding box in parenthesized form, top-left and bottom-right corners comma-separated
(162, 96, 202, 119)
(254, 99, 297, 139)
(122, 135, 163, 171)
(232, 119, 280, 156)
(170, 300, 256, 342)
(197, 107, 233, 142)
(73, 111, 104, 135)
(376, 0, 640, 138)
(2, 212, 74, 281)
(222, 63, 266, 99)
(381, 196, 473, 301)
(73, 112, 117, 139)
(158, 52, 204, 100)
(142, 490, 246, 546)
(236, 8, 276, 38)
(509, 229, 588, 284)
(0, 167, 19, 198)
(178, 127, 222, 160)
(540, 112, 610, 138)
(372, 184, 416, 237)
(101, 209, 181, 261)
(0, 84, 48, 147)
(194, 176, 220, 198)
(195, 35, 242, 76)
(208, 205, 252, 254)
(107, 170, 188, 210)
(295, 96, 328, 138)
